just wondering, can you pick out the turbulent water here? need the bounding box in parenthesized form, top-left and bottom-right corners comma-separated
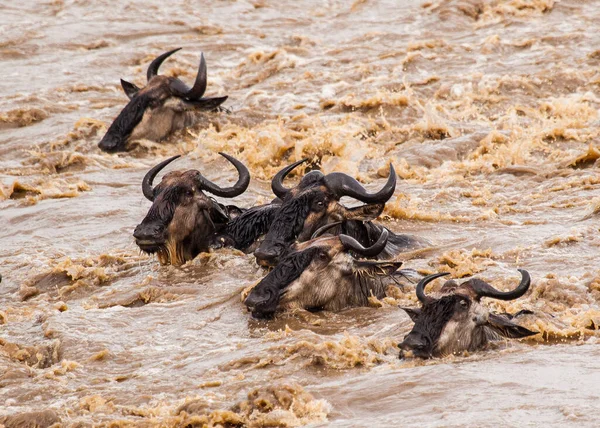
(1, 0, 600, 426)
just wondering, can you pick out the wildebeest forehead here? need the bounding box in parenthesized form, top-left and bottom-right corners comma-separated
(134, 75, 173, 98)
(296, 171, 325, 190)
(144, 185, 184, 223)
(414, 295, 471, 338)
(439, 279, 484, 300)
(264, 194, 313, 239)
(285, 183, 331, 201)
(157, 170, 201, 190)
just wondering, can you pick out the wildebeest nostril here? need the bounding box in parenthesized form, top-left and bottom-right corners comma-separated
(133, 223, 163, 241)
(98, 135, 123, 153)
(400, 334, 428, 350)
(244, 290, 272, 309)
(254, 247, 279, 263)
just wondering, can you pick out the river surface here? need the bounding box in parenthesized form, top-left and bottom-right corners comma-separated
(1, 0, 600, 426)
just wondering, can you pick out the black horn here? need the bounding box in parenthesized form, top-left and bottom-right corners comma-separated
(324, 163, 396, 203)
(271, 158, 308, 199)
(471, 269, 531, 301)
(184, 53, 208, 100)
(196, 152, 250, 198)
(142, 155, 181, 201)
(147, 48, 182, 82)
(415, 272, 450, 304)
(340, 228, 389, 258)
(311, 221, 343, 239)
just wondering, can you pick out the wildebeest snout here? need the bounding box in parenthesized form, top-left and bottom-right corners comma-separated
(133, 222, 165, 245)
(244, 287, 278, 318)
(254, 242, 285, 266)
(98, 134, 124, 153)
(398, 333, 431, 359)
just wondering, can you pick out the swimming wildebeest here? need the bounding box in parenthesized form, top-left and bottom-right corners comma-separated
(98, 48, 227, 152)
(253, 159, 426, 266)
(245, 229, 412, 318)
(398, 269, 537, 359)
(133, 153, 253, 265)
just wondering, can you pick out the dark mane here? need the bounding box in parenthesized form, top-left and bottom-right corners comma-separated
(223, 204, 280, 250)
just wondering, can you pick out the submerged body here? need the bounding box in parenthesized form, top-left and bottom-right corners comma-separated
(245, 229, 409, 318)
(254, 159, 427, 266)
(133, 153, 250, 265)
(98, 48, 227, 152)
(399, 270, 537, 359)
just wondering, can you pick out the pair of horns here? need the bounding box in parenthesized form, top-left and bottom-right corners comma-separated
(142, 153, 250, 201)
(339, 228, 389, 258)
(311, 223, 389, 258)
(416, 269, 531, 304)
(147, 48, 208, 100)
(271, 159, 397, 203)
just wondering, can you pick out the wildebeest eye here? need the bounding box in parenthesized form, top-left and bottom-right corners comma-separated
(317, 250, 330, 262)
(185, 190, 194, 198)
(312, 198, 326, 211)
(458, 299, 469, 310)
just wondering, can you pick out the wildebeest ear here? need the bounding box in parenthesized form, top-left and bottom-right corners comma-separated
(182, 96, 229, 111)
(224, 205, 244, 220)
(209, 202, 230, 224)
(400, 307, 421, 322)
(120, 79, 140, 99)
(343, 203, 385, 221)
(354, 260, 402, 277)
(487, 314, 537, 339)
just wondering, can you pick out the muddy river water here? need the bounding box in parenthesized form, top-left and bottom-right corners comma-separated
(1, 0, 600, 426)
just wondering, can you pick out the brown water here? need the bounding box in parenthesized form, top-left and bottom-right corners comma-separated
(1, 0, 600, 426)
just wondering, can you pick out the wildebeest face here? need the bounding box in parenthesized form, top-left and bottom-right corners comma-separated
(245, 229, 403, 318)
(99, 48, 227, 152)
(253, 159, 396, 266)
(133, 153, 249, 265)
(398, 270, 537, 359)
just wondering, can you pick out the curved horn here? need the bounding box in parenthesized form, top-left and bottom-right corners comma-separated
(339, 228, 389, 258)
(311, 221, 343, 239)
(323, 163, 396, 203)
(271, 158, 308, 199)
(183, 52, 208, 100)
(416, 272, 450, 304)
(471, 269, 531, 301)
(147, 48, 182, 82)
(142, 155, 181, 201)
(196, 152, 250, 198)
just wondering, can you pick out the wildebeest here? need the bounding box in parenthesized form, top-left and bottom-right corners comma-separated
(245, 229, 412, 318)
(253, 159, 426, 266)
(133, 153, 251, 265)
(398, 269, 537, 359)
(98, 48, 227, 152)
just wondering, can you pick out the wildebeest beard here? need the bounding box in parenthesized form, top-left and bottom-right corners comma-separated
(403, 295, 467, 358)
(136, 185, 221, 265)
(246, 247, 321, 319)
(99, 93, 151, 152)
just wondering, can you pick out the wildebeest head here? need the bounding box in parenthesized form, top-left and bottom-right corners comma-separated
(133, 153, 249, 265)
(253, 159, 396, 266)
(245, 229, 405, 318)
(98, 48, 228, 152)
(398, 269, 537, 359)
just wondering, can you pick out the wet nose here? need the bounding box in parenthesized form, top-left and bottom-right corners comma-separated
(399, 334, 429, 352)
(133, 223, 164, 241)
(254, 246, 280, 266)
(244, 290, 272, 310)
(98, 135, 124, 153)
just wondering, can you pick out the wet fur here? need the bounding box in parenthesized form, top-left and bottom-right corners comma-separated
(246, 242, 402, 317)
(219, 204, 281, 250)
